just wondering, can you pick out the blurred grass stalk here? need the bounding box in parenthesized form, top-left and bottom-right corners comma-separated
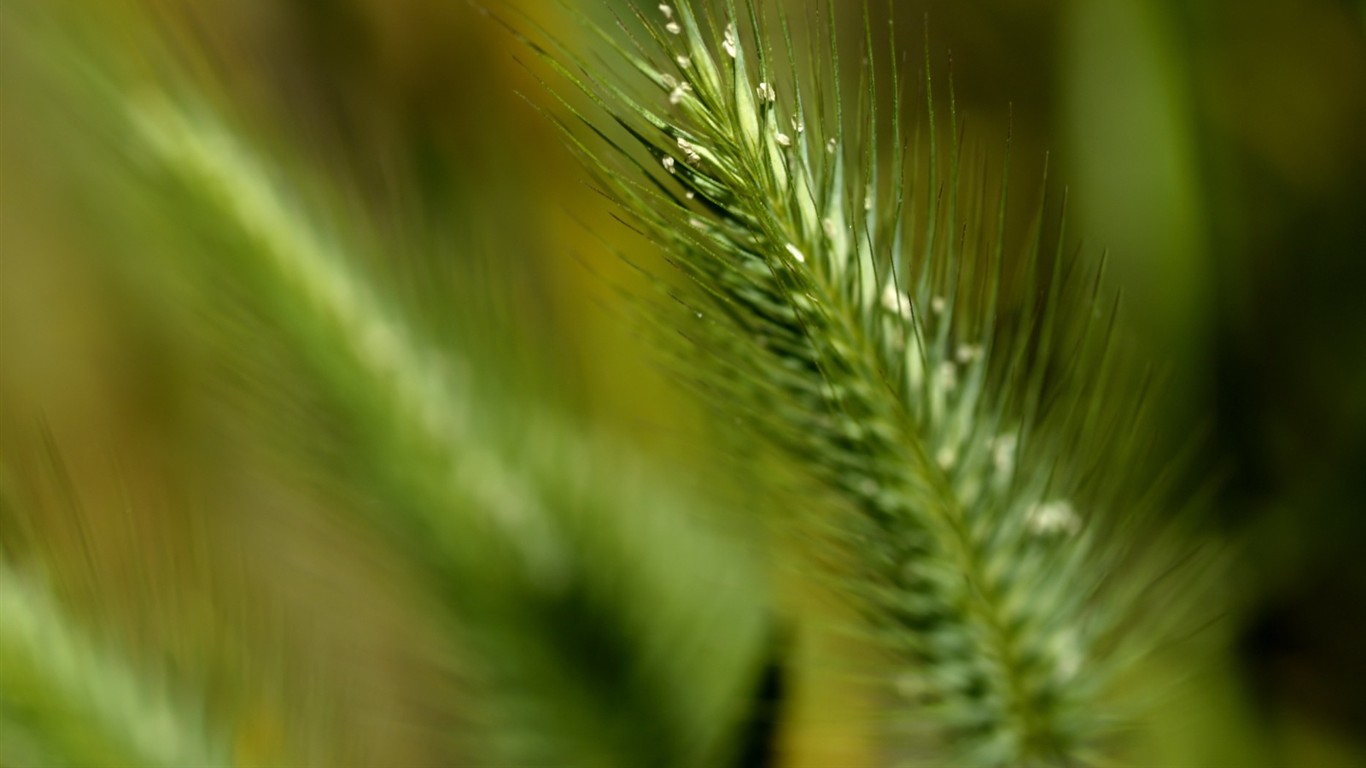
(2, 2, 770, 765)
(1062, 0, 1211, 369)
(0, 556, 231, 768)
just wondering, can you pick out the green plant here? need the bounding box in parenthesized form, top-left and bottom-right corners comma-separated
(518, 0, 1213, 764)
(0, 0, 1230, 766)
(0, 554, 231, 768)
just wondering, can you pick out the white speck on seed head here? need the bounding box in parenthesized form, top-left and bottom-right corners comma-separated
(677, 137, 701, 164)
(1026, 500, 1081, 536)
(784, 243, 806, 264)
(659, 4, 673, 18)
(881, 283, 912, 319)
(931, 295, 946, 314)
(669, 80, 692, 105)
(676, 54, 692, 68)
(665, 20, 682, 34)
(955, 343, 982, 364)
(722, 24, 738, 58)
(757, 82, 776, 103)
(826, 138, 837, 154)
(662, 156, 676, 173)
(775, 131, 791, 147)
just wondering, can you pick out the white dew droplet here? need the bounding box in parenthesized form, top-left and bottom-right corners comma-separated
(1026, 500, 1081, 536)
(662, 155, 676, 173)
(685, 190, 695, 200)
(791, 116, 805, 134)
(665, 20, 682, 35)
(756, 82, 776, 103)
(784, 243, 806, 264)
(676, 54, 692, 68)
(955, 343, 982, 364)
(775, 131, 791, 147)
(931, 295, 946, 314)
(826, 137, 837, 154)
(880, 283, 912, 319)
(722, 23, 738, 58)
(659, 3, 673, 18)
(689, 217, 706, 230)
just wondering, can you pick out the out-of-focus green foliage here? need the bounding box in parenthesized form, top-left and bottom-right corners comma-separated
(3, 1, 770, 765)
(0, 553, 235, 768)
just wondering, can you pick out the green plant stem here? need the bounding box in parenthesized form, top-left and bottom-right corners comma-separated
(0, 557, 232, 768)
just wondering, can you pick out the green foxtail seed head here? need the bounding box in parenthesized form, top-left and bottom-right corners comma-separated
(520, 0, 1207, 764)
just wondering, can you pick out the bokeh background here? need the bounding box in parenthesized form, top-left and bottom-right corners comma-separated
(2, 0, 1364, 765)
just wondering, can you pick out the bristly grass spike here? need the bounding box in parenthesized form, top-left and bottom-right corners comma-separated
(517, 1, 1210, 764)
